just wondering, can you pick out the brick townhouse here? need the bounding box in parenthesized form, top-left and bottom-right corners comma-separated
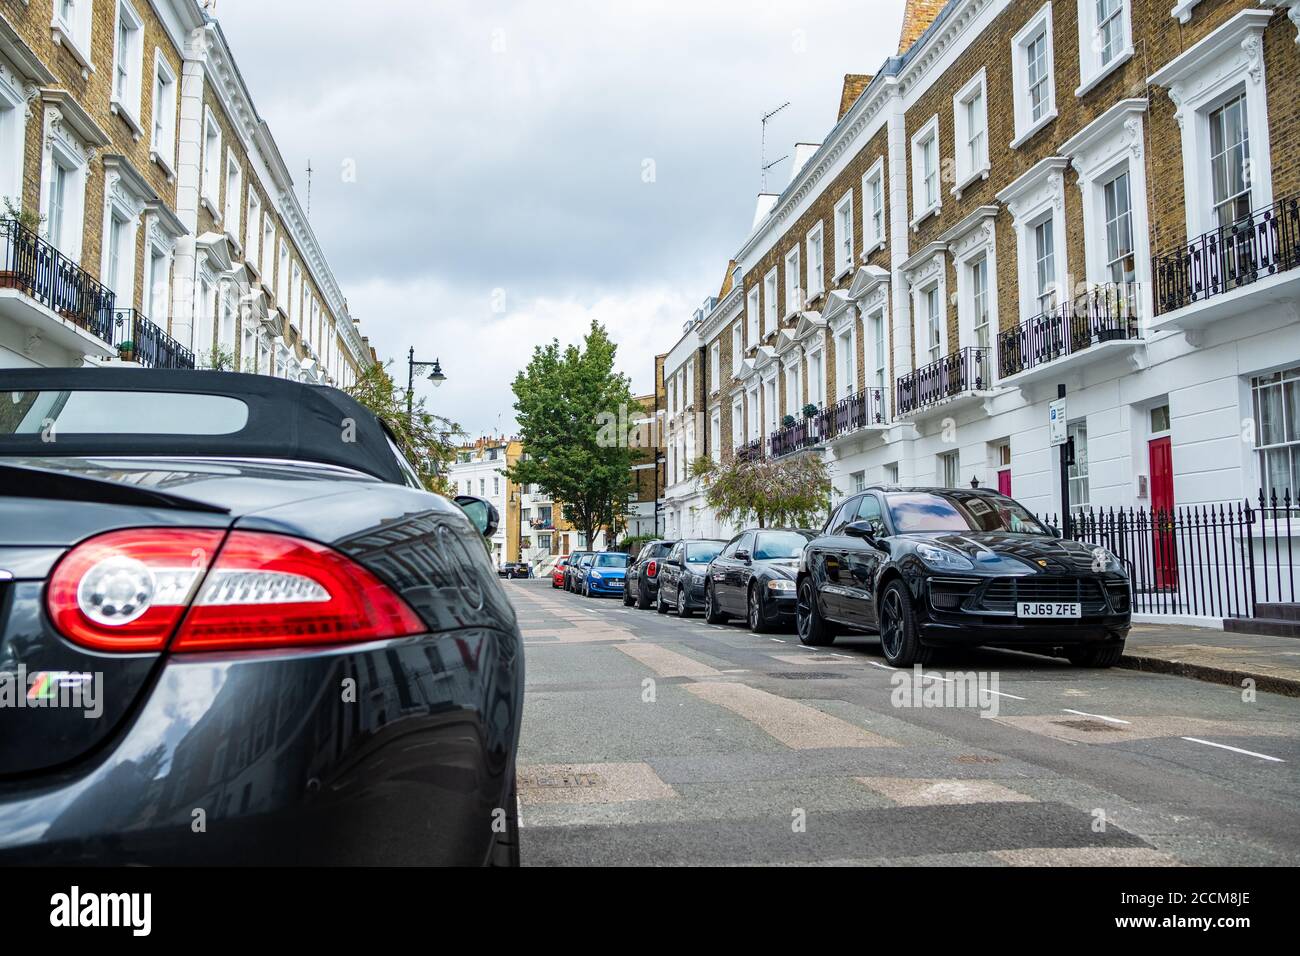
(659, 0, 1300, 554)
(0, 0, 371, 381)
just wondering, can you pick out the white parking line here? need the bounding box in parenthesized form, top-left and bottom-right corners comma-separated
(869, 661, 897, 671)
(1062, 708, 1130, 725)
(1181, 737, 1285, 763)
(768, 638, 785, 643)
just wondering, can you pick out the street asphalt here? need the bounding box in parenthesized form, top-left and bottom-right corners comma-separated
(506, 578, 1300, 866)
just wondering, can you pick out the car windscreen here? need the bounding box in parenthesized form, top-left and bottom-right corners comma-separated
(885, 492, 1050, 534)
(649, 542, 674, 558)
(685, 541, 724, 562)
(752, 531, 812, 559)
(577, 554, 595, 566)
(2, 390, 249, 435)
(594, 553, 629, 568)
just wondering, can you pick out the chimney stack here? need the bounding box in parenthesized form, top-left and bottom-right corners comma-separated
(897, 0, 946, 54)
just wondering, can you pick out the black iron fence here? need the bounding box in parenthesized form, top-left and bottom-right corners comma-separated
(111, 309, 196, 370)
(768, 387, 888, 458)
(1153, 195, 1300, 315)
(1, 218, 116, 344)
(998, 284, 1140, 378)
(1041, 489, 1296, 620)
(895, 346, 990, 416)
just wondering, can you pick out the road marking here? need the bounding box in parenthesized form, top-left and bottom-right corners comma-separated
(830, 653, 853, 659)
(615, 642, 722, 678)
(1062, 709, 1130, 725)
(869, 661, 897, 671)
(686, 682, 897, 749)
(1180, 737, 1285, 763)
(768, 638, 785, 643)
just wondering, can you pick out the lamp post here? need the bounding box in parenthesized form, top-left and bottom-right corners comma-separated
(406, 346, 446, 421)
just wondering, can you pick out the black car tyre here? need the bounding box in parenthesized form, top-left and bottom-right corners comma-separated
(636, 579, 651, 610)
(878, 579, 931, 667)
(747, 585, 772, 634)
(796, 579, 836, 646)
(1065, 642, 1125, 668)
(676, 587, 692, 618)
(704, 582, 727, 623)
(623, 583, 634, 606)
(656, 587, 669, 614)
(489, 780, 521, 868)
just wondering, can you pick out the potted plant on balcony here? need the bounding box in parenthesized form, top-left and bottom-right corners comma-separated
(117, 339, 136, 363)
(1, 199, 44, 290)
(782, 414, 796, 429)
(802, 403, 817, 419)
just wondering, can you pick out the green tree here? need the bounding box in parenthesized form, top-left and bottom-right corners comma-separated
(507, 321, 637, 550)
(694, 452, 835, 529)
(346, 360, 462, 495)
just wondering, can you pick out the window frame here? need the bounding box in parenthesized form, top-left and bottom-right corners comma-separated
(149, 49, 178, 178)
(833, 190, 854, 279)
(763, 267, 778, 335)
(952, 70, 989, 197)
(110, 0, 146, 137)
(1075, 0, 1133, 98)
(805, 221, 825, 301)
(862, 158, 886, 253)
(783, 245, 801, 317)
(909, 114, 941, 228)
(1011, 3, 1058, 149)
(201, 107, 223, 214)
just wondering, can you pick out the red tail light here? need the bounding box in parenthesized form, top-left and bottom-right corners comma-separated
(647, 559, 658, 578)
(48, 529, 424, 653)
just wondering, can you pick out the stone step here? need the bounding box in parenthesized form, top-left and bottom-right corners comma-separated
(1223, 616, 1300, 639)
(1255, 602, 1300, 622)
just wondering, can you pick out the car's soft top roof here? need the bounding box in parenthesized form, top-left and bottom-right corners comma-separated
(0, 368, 406, 485)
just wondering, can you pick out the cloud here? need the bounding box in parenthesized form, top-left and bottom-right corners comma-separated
(215, 0, 907, 431)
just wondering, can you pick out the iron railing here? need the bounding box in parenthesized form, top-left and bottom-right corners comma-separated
(1153, 195, 1300, 315)
(1040, 489, 1296, 620)
(111, 309, 196, 370)
(895, 346, 989, 416)
(735, 438, 764, 462)
(767, 387, 889, 459)
(0, 218, 115, 344)
(998, 284, 1141, 378)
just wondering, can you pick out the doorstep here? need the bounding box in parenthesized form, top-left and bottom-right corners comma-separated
(1120, 623, 1300, 697)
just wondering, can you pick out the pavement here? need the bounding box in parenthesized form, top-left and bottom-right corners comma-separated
(506, 578, 1300, 866)
(1123, 624, 1300, 697)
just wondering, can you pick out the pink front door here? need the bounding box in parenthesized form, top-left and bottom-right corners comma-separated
(1148, 437, 1177, 590)
(997, 469, 1011, 496)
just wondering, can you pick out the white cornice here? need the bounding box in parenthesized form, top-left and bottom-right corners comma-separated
(0, 18, 56, 85)
(699, 285, 743, 342)
(1149, 8, 1273, 87)
(895, 0, 1012, 100)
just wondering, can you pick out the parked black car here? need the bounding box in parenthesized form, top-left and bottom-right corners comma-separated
(623, 538, 677, 609)
(0, 369, 523, 866)
(564, 551, 592, 592)
(500, 562, 530, 579)
(567, 552, 596, 592)
(704, 529, 815, 632)
(795, 486, 1132, 667)
(656, 539, 727, 617)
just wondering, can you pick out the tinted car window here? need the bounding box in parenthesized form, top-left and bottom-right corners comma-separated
(753, 531, 812, 559)
(856, 495, 886, 534)
(735, 532, 755, 555)
(685, 541, 724, 563)
(577, 554, 595, 567)
(829, 497, 860, 534)
(3, 390, 249, 435)
(885, 492, 1049, 534)
(719, 537, 739, 559)
(594, 553, 629, 567)
(668, 542, 684, 563)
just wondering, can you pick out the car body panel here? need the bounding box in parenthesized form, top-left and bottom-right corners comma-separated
(626, 540, 675, 605)
(658, 539, 726, 611)
(708, 530, 811, 623)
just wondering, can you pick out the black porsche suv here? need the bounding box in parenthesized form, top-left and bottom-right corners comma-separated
(796, 487, 1131, 667)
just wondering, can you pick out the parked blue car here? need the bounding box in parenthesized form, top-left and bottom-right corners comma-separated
(583, 552, 631, 597)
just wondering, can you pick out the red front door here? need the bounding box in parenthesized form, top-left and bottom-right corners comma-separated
(1148, 437, 1177, 589)
(997, 469, 1011, 496)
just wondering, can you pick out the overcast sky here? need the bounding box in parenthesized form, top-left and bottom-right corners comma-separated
(216, 0, 907, 436)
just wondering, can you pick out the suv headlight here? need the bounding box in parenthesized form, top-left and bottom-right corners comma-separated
(916, 543, 975, 572)
(1090, 547, 1123, 573)
(766, 579, 796, 591)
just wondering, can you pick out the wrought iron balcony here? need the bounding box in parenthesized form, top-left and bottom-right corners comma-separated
(895, 346, 990, 417)
(817, 386, 887, 440)
(997, 284, 1141, 379)
(1, 218, 115, 345)
(1153, 195, 1300, 315)
(111, 309, 196, 370)
(735, 438, 764, 462)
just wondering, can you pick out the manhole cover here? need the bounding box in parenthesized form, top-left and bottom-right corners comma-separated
(956, 754, 1001, 764)
(1054, 719, 1125, 733)
(769, 671, 843, 680)
(523, 772, 603, 789)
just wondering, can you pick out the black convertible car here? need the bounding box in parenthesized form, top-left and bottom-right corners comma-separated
(0, 369, 523, 865)
(796, 486, 1131, 667)
(704, 529, 815, 632)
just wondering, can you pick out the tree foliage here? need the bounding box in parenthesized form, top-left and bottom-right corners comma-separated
(506, 321, 637, 549)
(346, 360, 462, 495)
(695, 452, 835, 530)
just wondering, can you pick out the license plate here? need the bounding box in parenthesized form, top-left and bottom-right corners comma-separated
(1017, 602, 1081, 618)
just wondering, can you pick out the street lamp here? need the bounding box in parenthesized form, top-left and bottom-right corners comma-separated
(406, 346, 446, 420)
(970, 476, 981, 489)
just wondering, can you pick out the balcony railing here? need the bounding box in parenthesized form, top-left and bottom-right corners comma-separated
(895, 346, 989, 416)
(735, 438, 763, 462)
(111, 309, 196, 370)
(1153, 195, 1300, 315)
(997, 284, 1140, 379)
(0, 218, 115, 345)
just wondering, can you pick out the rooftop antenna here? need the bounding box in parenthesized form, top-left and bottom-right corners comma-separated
(760, 101, 791, 192)
(306, 159, 313, 219)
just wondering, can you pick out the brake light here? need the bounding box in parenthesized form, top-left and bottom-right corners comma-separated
(647, 559, 658, 578)
(48, 529, 225, 652)
(48, 529, 424, 653)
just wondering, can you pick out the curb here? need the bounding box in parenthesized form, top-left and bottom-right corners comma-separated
(1119, 653, 1300, 698)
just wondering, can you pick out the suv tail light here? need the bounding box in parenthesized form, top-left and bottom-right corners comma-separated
(48, 529, 424, 653)
(647, 560, 658, 578)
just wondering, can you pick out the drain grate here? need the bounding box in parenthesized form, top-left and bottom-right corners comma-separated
(522, 772, 603, 789)
(768, 671, 844, 680)
(1054, 719, 1126, 733)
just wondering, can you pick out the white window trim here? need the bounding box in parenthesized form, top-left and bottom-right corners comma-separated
(0, 68, 28, 211)
(861, 157, 886, 256)
(1010, 3, 1058, 149)
(201, 107, 223, 218)
(109, 0, 145, 139)
(245, 190, 262, 270)
(911, 269, 948, 370)
(864, 305, 891, 407)
(1148, 9, 1273, 239)
(829, 309, 857, 400)
(1075, 0, 1134, 98)
(945, 209, 1000, 381)
(783, 245, 801, 318)
(952, 70, 990, 198)
(51, 1, 95, 79)
(805, 220, 826, 301)
(223, 147, 243, 245)
(909, 114, 941, 229)
(996, 156, 1071, 321)
(833, 191, 854, 280)
(730, 322, 743, 375)
(38, 105, 92, 261)
(731, 395, 744, 449)
(148, 49, 177, 181)
(1061, 98, 1152, 320)
(745, 286, 760, 349)
(709, 340, 721, 395)
(763, 267, 778, 337)
(806, 345, 826, 408)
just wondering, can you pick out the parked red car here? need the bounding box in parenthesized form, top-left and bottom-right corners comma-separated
(552, 555, 570, 588)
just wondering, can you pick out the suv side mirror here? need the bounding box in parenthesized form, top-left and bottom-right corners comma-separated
(844, 520, 877, 539)
(735, 549, 751, 563)
(454, 495, 499, 538)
